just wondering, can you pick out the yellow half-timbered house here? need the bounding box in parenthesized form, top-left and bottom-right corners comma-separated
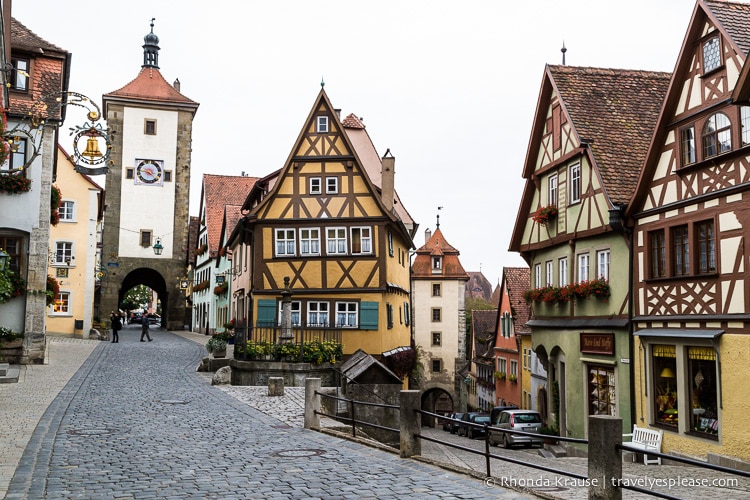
(628, 0, 750, 464)
(237, 88, 417, 358)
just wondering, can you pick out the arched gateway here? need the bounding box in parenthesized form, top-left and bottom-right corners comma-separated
(97, 21, 199, 330)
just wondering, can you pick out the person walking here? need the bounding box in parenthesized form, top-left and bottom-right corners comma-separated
(110, 312, 122, 343)
(140, 316, 153, 342)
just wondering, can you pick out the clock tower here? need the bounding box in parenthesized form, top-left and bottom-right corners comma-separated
(98, 20, 199, 329)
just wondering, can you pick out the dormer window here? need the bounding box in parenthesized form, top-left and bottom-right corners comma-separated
(702, 36, 721, 73)
(432, 256, 442, 271)
(316, 116, 328, 133)
(10, 57, 29, 91)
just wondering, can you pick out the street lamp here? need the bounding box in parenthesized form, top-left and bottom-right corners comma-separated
(0, 248, 9, 271)
(153, 238, 164, 256)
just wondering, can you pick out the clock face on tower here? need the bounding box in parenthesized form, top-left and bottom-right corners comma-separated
(135, 159, 164, 185)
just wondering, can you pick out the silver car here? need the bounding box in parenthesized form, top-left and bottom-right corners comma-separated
(490, 410, 543, 448)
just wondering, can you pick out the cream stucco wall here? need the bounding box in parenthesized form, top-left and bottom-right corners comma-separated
(47, 148, 101, 335)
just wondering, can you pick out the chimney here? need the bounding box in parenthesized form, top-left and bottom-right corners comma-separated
(334, 108, 341, 120)
(173, 78, 181, 92)
(381, 150, 395, 212)
(425, 228, 432, 244)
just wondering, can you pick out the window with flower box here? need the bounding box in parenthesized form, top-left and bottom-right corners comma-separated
(597, 249, 610, 280)
(558, 257, 568, 287)
(577, 253, 589, 282)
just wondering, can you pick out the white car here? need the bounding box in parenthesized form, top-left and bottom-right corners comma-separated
(490, 410, 543, 448)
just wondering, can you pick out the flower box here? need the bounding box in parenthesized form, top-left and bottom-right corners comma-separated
(532, 205, 558, 225)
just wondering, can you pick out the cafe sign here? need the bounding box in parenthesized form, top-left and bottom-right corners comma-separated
(580, 332, 614, 355)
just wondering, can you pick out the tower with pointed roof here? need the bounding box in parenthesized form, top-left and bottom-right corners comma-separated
(98, 21, 199, 329)
(411, 225, 470, 417)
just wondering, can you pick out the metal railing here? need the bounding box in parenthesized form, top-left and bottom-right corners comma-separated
(301, 384, 750, 499)
(315, 391, 400, 439)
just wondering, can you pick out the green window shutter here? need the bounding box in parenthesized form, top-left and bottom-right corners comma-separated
(404, 301, 410, 326)
(360, 302, 378, 330)
(257, 299, 277, 327)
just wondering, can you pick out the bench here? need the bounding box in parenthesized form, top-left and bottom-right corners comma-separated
(622, 425, 663, 465)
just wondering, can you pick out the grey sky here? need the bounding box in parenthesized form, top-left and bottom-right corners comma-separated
(14, 0, 696, 284)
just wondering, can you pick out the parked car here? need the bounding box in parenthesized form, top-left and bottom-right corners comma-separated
(489, 404, 519, 427)
(457, 412, 490, 438)
(447, 412, 464, 434)
(461, 412, 492, 439)
(441, 413, 455, 431)
(148, 314, 161, 325)
(489, 409, 543, 448)
(129, 313, 143, 324)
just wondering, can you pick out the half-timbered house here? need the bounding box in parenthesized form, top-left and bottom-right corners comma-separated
(509, 65, 669, 442)
(628, 0, 750, 463)
(236, 88, 417, 358)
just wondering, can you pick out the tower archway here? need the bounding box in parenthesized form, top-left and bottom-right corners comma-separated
(420, 387, 454, 428)
(119, 268, 168, 327)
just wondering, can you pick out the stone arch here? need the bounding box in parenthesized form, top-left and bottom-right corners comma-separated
(420, 386, 454, 428)
(119, 268, 168, 327)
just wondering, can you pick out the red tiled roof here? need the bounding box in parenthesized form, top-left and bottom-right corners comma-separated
(103, 67, 198, 107)
(472, 309, 498, 359)
(10, 18, 68, 122)
(503, 267, 531, 335)
(202, 175, 258, 257)
(11, 17, 65, 52)
(341, 113, 365, 129)
(412, 228, 469, 279)
(706, 0, 750, 56)
(548, 65, 670, 204)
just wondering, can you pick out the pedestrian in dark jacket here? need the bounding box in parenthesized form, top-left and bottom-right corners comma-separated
(110, 312, 122, 343)
(140, 316, 152, 342)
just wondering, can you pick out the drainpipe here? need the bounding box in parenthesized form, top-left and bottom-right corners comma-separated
(608, 204, 634, 429)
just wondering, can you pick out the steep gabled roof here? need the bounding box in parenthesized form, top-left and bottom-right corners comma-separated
(547, 65, 670, 204)
(631, 0, 750, 215)
(342, 113, 415, 230)
(511, 65, 670, 253)
(503, 267, 531, 336)
(465, 271, 493, 301)
(472, 309, 498, 360)
(705, 0, 750, 55)
(10, 18, 69, 122)
(247, 88, 415, 247)
(411, 228, 469, 280)
(102, 67, 198, 113)
(201, 175, 258, 258)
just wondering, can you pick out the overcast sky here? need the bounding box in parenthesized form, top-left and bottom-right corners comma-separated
(14, 0, 698, 285)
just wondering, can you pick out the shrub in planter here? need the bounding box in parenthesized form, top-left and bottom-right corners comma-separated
(206, 336, 227, 355)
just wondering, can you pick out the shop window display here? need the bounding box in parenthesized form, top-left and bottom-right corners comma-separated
(688, 347, 718, 437)
(653, 345, 678, 428)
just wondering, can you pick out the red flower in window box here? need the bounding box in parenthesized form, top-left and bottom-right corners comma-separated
(532, 205, 558, 225)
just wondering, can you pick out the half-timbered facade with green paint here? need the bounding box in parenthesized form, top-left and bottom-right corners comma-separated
(628, 0, 750, 462)
(510, 65, 669, 442)
(238, 89, 417, 358)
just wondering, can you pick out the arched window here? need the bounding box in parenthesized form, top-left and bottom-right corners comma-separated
(702, 113, 732, 158)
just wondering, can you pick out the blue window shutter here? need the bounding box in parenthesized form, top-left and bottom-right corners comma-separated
(257, 299, 277, 327)
(360, 302, 378, 330)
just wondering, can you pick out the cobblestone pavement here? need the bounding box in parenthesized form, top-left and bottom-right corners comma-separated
(2, 327, 532, 499)
(4, 328, 748, 499)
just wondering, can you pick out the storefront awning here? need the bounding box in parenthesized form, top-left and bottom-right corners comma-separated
(633, 329, 724, 339)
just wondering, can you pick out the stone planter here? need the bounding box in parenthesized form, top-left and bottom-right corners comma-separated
(0, 338, 23, 349)
(211, 348, 227, 359)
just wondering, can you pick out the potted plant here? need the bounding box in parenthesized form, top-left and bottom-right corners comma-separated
(206, 335, 227, 358)
(494, 371, 506, 381)
(0, 326, 24, 348)
(508, 374, 518, 383)
(539, 425, 559, 444)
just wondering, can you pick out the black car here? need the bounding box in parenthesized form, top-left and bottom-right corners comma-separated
(448, 412, 464, 434)
(457, 412, 491, 438)
(490, 404, 520, 426)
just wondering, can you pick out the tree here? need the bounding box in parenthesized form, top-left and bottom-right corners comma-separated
(121, 285, 151, 311)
